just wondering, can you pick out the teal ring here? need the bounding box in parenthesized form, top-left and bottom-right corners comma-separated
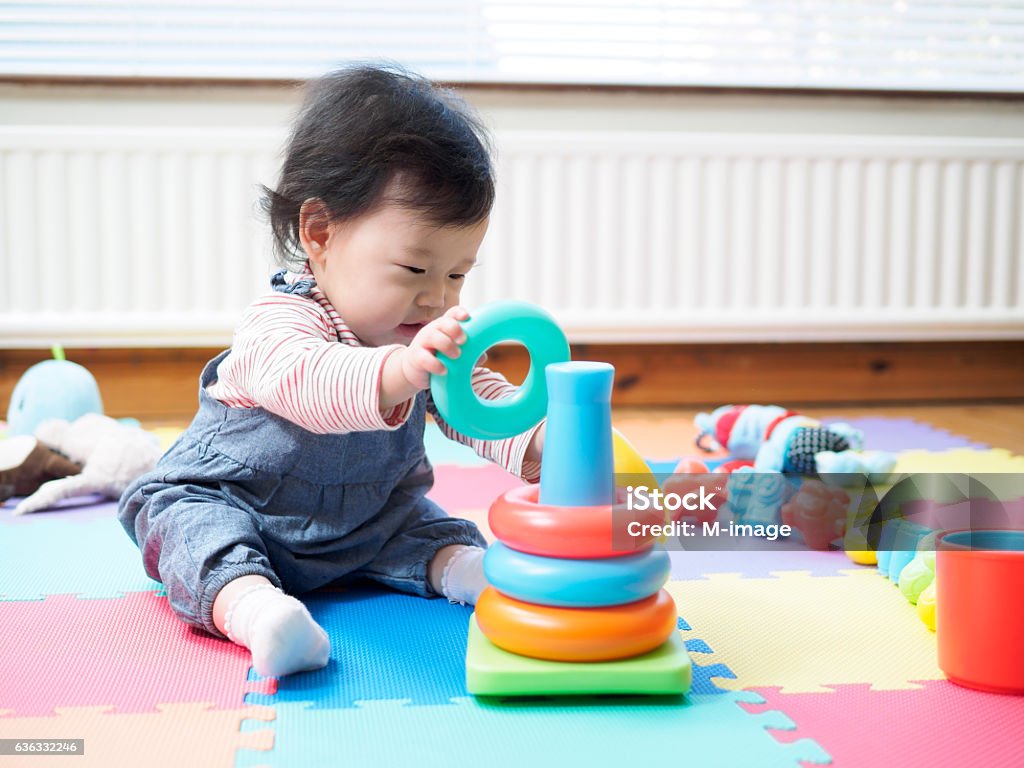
(483, 541, 671, 608)
(430, 301, 570, 440)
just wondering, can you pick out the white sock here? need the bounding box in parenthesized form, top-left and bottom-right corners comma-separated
(223, 584, 331, 678)
(441, 546, 488, 606)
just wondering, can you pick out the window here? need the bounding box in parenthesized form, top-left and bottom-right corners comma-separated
(2, 0, 1022, 93)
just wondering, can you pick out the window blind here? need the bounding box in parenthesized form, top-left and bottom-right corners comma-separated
(2, 0, 1022, 93)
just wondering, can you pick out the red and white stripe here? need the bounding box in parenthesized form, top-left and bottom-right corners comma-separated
(207, 278, 541, 482)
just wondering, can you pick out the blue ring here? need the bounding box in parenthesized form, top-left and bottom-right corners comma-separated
(430, 301, 570, 440)
(483, 541, 671, 608)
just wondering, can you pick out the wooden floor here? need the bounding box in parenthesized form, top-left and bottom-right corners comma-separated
(4, 341, 1023, 425)
(143, 402, 1024, 455)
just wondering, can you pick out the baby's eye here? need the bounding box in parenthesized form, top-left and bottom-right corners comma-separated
(449, 273, 466, 281)
(402, 265, 426, 275)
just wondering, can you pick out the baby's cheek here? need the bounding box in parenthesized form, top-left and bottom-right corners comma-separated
(445, 284, 465, 309)
(369, 286, 407, 316)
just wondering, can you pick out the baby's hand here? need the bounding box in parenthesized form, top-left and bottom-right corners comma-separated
(400, 306, 469, 390)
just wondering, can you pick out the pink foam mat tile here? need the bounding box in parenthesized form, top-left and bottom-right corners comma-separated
(0, 591, 273, 717)
(426, 463, 525, 513)
(747, 681, 1024, 768)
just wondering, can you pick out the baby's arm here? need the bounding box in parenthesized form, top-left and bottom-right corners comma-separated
(379, 306, 470, 411)
(427, 373, 547, 483)
(523, 421, 545, 465)
(374, 304, 547, 480)
(212, 293, 412, 434)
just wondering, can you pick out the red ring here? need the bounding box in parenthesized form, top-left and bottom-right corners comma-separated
(475, 588, 678, 662)
(488, 484, 655, 559)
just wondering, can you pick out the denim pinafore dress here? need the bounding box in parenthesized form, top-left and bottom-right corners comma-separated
(118, 292, 485, 638)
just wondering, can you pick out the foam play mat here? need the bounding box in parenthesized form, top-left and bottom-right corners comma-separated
(2, 415, 1023, 767)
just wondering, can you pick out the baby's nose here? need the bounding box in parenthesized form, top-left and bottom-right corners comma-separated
(417, 283, 446, 308)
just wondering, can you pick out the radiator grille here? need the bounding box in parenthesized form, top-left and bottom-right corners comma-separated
(2, 127, 1021, 345)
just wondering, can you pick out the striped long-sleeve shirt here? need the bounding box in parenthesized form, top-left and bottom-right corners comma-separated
(206, 275, 542, 483)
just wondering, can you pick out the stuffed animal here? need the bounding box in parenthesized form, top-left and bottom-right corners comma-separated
(12, 413, 162, 515)
(0, 435, 82, 503)
(6, 347, 104, 436)
(695, 404, 896, 479)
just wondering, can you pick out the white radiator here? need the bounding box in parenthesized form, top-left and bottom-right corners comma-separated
(2, 126, 1022, 346)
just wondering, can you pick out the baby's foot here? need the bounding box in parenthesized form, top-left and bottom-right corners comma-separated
(441, 546, 488, 605)
(225, 585, 330, 677)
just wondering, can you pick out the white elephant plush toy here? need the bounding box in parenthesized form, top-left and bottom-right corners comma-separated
(13, 413, 162, 515)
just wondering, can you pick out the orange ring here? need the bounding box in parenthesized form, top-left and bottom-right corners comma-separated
(489, 484, 656, 559)
(475, 587, 678, 662)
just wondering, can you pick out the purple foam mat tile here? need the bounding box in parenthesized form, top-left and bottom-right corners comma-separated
(900, 496, 1024, 531)
(0, 496, 118, 524)
(668, 547, 863, 580)
(821, 416, 988, 452)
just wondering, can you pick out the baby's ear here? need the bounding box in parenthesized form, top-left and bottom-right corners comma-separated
(298, 198, 332, 260)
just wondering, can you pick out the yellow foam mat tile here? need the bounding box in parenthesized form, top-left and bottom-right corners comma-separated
(665, 569, 943, 694)
(893, 448, 1024, 474)
(0, 703, 273, 768)
(147, 427, 185, 453)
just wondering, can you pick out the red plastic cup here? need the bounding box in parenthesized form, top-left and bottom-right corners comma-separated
(936, 529, 1024, 694)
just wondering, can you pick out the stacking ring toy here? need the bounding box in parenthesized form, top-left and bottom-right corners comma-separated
(483, 541, 670, 607)
(475, 588, 678, 662)
(430, 301, 570, 440)
(612, 428, 657, 486)
(489, 484, 657, 559)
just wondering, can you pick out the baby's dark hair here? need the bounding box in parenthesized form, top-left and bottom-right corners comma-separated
(262, 63, 495, 267)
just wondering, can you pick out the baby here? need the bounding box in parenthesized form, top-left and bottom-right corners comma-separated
(118, 64, 544, 678)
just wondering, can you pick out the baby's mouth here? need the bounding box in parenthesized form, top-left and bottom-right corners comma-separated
(397, 322, 426, 337)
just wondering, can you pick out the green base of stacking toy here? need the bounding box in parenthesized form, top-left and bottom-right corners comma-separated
(465, 616, 692, 696)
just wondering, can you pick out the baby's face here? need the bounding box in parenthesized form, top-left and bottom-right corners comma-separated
(309, 203, 487, 347)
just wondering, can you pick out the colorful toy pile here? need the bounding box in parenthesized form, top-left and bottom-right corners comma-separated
(688, 404, 902, 559)
(875, 522, 938, 630)
(466, 361, 691, 696)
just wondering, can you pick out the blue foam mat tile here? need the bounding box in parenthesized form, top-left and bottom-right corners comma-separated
(237, 691, 830, 768)
(0, 515, 163, 600)
(245, 588, 476, 709)
(647, 459, 683, 474)
(246, 587, 743, 709)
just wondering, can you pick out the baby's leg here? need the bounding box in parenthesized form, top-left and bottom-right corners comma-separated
(214, 575, 330, 678)
(358, 495, 489, 603)
(119, 484, 329, 677)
